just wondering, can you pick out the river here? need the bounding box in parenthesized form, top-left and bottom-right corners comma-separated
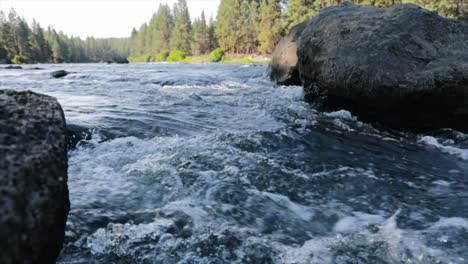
(1, 63, 468, 263)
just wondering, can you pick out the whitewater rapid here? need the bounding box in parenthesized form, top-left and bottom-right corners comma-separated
(1, 63, 467, 263)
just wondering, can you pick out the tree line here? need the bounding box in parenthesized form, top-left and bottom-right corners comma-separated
(129, 0, 467, 60)
(1, 0, 466, 63)
(0, 9, 129, 63)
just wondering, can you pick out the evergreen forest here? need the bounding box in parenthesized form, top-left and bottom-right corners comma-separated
(1, 0, 466, 63)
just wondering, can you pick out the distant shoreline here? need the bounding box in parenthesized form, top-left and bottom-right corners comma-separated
(128, 54, 271, 64)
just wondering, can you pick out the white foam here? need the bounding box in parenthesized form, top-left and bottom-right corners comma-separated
(334, 212, 384, 233)
(432, 180, 451, 187)
(325, 110, 356, 121)
(419, 136, 468, 160)
(430, 217, 468, 230)
(251, 190, 314, 221)
(278, 237, 334, 264)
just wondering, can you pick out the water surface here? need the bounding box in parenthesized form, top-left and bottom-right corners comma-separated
(1, 63, 468, 263)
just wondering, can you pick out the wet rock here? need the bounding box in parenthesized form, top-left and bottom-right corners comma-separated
(107, 57, 129, 64)
(51, 70, 69, 78)
(66, 124, 93, 149)
(4, 65, 22, 70)
(0, 90, 70, 264)
(267, 20, 310, 86)
(298, 3, 468, 132)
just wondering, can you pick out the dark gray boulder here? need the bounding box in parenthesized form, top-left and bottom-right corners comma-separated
(51, 70, 69, 78)
(298, 3, 468, 132)
(0, 90, 70, 264)
(268, 20, 310, 86)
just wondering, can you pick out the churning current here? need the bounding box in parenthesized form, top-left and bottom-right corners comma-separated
(2, 63, 468, 263)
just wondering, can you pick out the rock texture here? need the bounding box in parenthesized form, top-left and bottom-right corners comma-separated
(0, 90, 70, 264)
(268, 20, 310, 85)
(298, 3, 468, 132)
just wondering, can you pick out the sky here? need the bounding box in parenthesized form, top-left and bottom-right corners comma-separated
(0, 0, 220, 38)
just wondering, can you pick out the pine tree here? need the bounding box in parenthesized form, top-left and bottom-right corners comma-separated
(192, 11, 210, 55)
(208, 16, 218, 52)
(29, 20, 51, 62)
(137, 23, 148, 56)
(2, 24, 18, 60)
(170, 0, 192, 54)
(129, 27, 139, 57)
(16, 18, 32, 58)
(286, 0, 315, 29)
(152, 4, 174, 53)
(257, 0, 283, 54)
(238, 0, 258, 53)
(45, 28, 68, 63)
(216, 0, 243, 53)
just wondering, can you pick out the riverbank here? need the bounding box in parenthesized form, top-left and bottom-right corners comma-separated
(129, 53, 271, 64)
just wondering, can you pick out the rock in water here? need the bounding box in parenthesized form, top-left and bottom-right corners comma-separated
(4, 66, 22, 70)
(107, 57, 129, 64)
(298, 3, 468, 132)
(51, 70, 69, 78)
(268, 20, 310, 86)
(0, 90, 70, 264)
(66, 123, 93, 149)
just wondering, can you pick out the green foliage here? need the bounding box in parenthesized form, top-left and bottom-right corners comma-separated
(170, 0, 192, 54)
(257, 0, 284, 54)
(128, 55, 153, 63)
(167, 50, 186, 62)
(152, 4, 174, 54)
(192, 12, 210, 55)
(156, 50, 170, 61)
(216, 0, 243, 53)
(0, 9, 129, 63)
(209, 48, 225, 62)
(12, 55, 31, 64)
(2, 0, 467, 64)
(286, 0, 316, 29)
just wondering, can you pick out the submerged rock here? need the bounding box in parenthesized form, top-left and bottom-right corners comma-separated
(267, 20, 309, 86)
(51, 70, 69, 78)
(107, 57, 129, 64)
(0, 90, 70, 264)
(298, 3, 468, 132)
(4, 65, 22, 70)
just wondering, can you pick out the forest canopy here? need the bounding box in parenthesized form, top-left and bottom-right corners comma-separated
(122, 0, 468, 61)
(1, 0, 466, 63)
(0, 9, 129, 63)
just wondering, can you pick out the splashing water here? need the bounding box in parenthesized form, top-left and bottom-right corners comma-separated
(1, 63, 468, 263)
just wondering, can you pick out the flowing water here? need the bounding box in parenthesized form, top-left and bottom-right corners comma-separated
(1, 63, 468, 264)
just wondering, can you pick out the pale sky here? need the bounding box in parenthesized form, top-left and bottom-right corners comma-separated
(0, 0, 220, 38)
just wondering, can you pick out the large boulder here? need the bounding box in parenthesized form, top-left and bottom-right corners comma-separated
(0, 90, 70, 263)
(298, 3, 468, 132)
(268, 20, 310, 85)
